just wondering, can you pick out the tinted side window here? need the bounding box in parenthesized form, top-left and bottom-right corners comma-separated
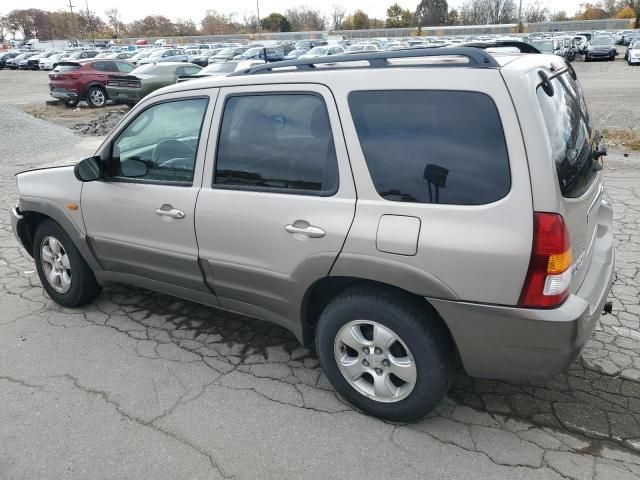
(215, 94, 339, 195)
(537, 72, 596, 198)
(111, 98, 208, 184)
(349, 91, 511, 205)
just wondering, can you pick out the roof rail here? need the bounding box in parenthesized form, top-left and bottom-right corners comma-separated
(459, 40, 541, 54)
(231, 46, 500, 76)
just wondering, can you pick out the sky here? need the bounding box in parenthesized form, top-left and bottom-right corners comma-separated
(2, 0, 585, 24)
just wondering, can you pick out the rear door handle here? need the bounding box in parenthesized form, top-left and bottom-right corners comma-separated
(285, 222, 326, 238)
(155, 207, 185, 219)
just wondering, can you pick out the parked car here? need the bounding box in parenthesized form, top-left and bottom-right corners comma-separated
(298, 46, 345, 59)
(234, 47, 284, 62)
(106, 62, 201, 105)
(39, 52, 70, 71)
(8, 52, 38, 70)
(18, 51, 43, 70)
(138, 48, 188, 65)
(585, 36, 617, 62)
(294, 39, 327, 51)
(48, 59, 135, 107)
(528, 39, 561, 55)
(208, 46, 250, 63)
(66, 50, 99, 61)
(622, 30, 637, 46)
(627, 40, 640, 65)
(283, 48, 309, 60)
(573, 35, 588, 54)
(25, 51, 57, 70)
(12, 47, 614, 422)
(190, 49, 220, 67)
(0, 51, 20, 69)
(129, 50, 152, 65)
(346, 44, 380, 54)
(177, 60, 263, 81)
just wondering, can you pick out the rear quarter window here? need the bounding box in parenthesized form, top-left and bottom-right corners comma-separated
(536, 72, 596, 198)
(348, 90, 511, 205)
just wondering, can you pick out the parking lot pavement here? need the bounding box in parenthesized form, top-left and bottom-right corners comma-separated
(1, 61, 640, 479)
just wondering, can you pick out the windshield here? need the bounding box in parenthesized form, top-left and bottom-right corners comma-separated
(200, 62, 236, 74)
(149, 50, 166, 58)
(591, 37, 613, 46)
(347, 45, 366, 52)
(287, 49, 305, 56)
(295, 40, 311, 50)
(530, 40, 554, 52)
(68, 52, 82, 59)
(243, 47, 263, 57)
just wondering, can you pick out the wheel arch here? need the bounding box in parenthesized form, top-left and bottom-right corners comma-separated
(300, 276, 459, 363)
(17, 199, 102, 272)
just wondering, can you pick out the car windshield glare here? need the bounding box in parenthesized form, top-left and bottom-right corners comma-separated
(202, 63, 236, 73)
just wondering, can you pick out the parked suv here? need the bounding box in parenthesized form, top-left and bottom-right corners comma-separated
(48, 59, 135, 107)
(11, 48, 614, 421)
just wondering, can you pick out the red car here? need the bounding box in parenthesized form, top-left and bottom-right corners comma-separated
(48, 59, 135, 108)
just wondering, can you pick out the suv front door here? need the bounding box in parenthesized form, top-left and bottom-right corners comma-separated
(196, 84, 356, 332)
(81, 92, 216, 295)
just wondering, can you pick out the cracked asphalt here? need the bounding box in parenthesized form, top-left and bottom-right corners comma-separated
(1, 61, 640, 479)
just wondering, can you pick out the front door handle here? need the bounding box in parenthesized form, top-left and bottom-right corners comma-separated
(285, 221, 326, 238)
(155, 207, 185, 219)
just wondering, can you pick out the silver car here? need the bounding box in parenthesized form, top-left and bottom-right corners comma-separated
(10, 48, 614, 422)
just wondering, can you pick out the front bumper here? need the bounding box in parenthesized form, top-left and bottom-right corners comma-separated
(586, 51, 616, 59)
(431, 202, 615, 381)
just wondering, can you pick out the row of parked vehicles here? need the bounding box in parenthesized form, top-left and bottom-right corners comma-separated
(2, 29, 637, 109)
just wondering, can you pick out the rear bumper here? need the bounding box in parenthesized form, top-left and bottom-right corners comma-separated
(431, 202, 615, 380)
(106, 87, 142, 102)
(50, 88, 79, 102)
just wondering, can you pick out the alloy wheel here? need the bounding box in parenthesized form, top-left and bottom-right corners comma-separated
(40, 236, 72, 293)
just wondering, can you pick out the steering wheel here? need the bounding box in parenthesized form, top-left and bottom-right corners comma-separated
(152, 139, 196, 168)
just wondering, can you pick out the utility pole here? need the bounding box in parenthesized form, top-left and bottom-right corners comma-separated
(517, 0, 523, 33)
(85, 0, 95, 45)
(256, 0, 261, 37)
(67, 0, 77, 45)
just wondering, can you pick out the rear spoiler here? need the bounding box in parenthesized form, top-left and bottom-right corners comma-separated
(176, 75, 202, 83)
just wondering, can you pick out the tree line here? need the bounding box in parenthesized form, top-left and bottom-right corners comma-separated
(1, 1, 638, 42)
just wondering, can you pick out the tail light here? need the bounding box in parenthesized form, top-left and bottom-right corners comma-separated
(519, 213, 572, 308)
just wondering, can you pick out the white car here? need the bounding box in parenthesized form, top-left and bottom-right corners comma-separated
(628, 41, 640, 65)
(298, 46, 344, 59)
(39, 53, 69, 70)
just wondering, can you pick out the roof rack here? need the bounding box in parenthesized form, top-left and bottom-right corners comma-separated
(459, 40, 541, 54)
(231, 46, 500, 76)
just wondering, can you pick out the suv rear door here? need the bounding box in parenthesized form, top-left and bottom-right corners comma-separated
(195, 83, 356, 331)
(535, 68, 604, 294)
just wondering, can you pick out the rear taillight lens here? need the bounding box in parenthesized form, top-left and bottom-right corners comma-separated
(519, 213, 572, 308)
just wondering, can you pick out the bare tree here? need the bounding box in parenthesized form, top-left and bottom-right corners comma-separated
(459, 0, 518, 24)
(329, 4, 346, 30)
(523, 0, 550, 23)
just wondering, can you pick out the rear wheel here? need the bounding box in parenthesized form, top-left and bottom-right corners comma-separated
(86, 86, 107, 108)
(315, 285, 453, 422)
(33, 219, 101, 307)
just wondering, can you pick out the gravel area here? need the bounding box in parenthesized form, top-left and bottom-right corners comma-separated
(0, 58, 639, 479)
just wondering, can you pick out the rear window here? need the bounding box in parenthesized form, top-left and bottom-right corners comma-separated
(54, 63, 80, 72)
(349, 90, 511, 205)
(536, 71, 596, 198)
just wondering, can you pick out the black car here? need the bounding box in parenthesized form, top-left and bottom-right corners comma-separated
(0, 51, 20, 69)
(27, 51, 57, 70)
(208, 46, 252, 64)
(585, 37, 617, 62)
(190, 49, 219, 67)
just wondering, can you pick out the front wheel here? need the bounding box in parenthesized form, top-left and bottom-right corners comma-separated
(33, 219, 101, 307)
(86, 86, 107, 108)
(315, 286, 453, 422)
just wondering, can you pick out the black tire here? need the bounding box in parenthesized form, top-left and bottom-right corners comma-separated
(33, 219, 101, 307)
(315, 285, 453, 422)
(86, 85, 107, 108)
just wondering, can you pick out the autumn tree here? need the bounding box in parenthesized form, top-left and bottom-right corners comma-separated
(285, 6, 325, 31)
(524, 0, 550, 22)
(261, 13, 291, 32)
(386, 3, 414, 27)
(174, 18, 198, 36)
(200, 10, 236, 35)
(415, 0, 449, 26)
(616, 5, 636, 18)
(579, 3, 609, 20)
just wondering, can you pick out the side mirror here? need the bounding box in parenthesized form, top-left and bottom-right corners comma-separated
(74, 156, 103, 182)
